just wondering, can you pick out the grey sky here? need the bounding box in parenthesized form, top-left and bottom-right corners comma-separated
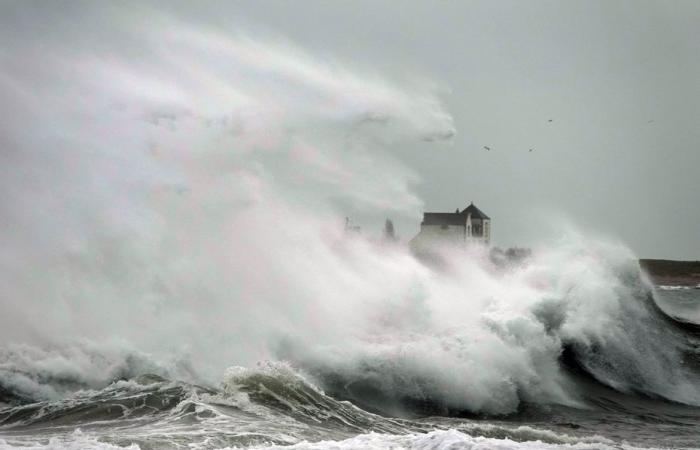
(173, 0, 700, 259)
(4, 0, 700, 259)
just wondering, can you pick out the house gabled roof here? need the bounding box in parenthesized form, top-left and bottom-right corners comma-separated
(461, 203, 490, 220)
(422, 212, 466, 226)
(421, 203, 490, 226)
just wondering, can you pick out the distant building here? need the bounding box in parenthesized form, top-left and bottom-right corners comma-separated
(410, 202, 491, 253)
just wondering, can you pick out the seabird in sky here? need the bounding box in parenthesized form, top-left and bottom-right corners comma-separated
(483, 146, 490, 151)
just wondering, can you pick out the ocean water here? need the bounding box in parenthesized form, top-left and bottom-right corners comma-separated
(1, 264, 699, 450)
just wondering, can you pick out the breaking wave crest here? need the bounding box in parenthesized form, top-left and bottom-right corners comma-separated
(274, 239, 700, 417)
(2, 240, 700, 423)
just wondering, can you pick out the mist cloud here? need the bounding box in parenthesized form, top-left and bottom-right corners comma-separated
(0, 6, 453, 383)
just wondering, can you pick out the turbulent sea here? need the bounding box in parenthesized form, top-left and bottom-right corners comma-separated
(1, 276, 699, 450)
(2, 8, 700, 448)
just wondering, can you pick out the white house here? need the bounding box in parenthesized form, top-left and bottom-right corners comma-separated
(409, 202, 491, 253)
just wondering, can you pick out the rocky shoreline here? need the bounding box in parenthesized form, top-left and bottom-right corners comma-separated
(639, 259, 700, 287)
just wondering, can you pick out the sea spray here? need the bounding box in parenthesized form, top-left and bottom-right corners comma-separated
(0, 5, 453, 391)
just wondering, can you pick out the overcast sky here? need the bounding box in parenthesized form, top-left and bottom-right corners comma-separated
(4, 1, 700, 259)
(152, 0, 700, 259)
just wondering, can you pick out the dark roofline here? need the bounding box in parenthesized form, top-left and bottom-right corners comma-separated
(422, 212, 466, 226)
(421, 203, 490, 225)
(460, 203, 490, 220)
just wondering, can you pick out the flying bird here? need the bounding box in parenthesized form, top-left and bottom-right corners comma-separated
(548, 119, 553, 123)
(483, 146, 491, 151)
(529, 148, 534, 152)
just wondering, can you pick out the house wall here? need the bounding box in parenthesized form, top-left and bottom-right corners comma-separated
(410, 223, 465, 253)
(409, 213, 491, 254)
(471, 218, 483, 236)
(466, 218, 490, 244)
(418, 224, 465, 242)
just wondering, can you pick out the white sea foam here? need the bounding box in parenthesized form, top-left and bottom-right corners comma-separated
(0, 430, 140, 450)
(238, 429, 657, 450)
(0, 428, 656, 450)
(658, 285, 694, 291)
